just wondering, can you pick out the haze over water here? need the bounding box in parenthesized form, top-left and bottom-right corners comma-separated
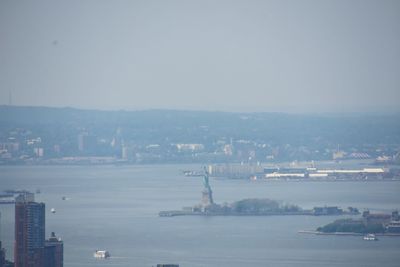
(1, 164, 399, 267)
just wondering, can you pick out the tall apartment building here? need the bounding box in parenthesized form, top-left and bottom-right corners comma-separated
(14, 200, 45, 267)
(14, 194, 63, 267)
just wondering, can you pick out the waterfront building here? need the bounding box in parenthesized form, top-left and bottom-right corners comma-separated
(121, 146, 129, 160)
(176, 143, 204, 151)
(1, 211, 12, 267)
(386, 221, 400, 233)
(362, 210, 391, 224)
(313, 206, 343, 215)
(14, 199, 45, 267)
(0, 241, 5, 267)
(78, 132, 97, 154)
(44, 232, 63, 267)
(209, 164, 263, 178)
(14, 194, 63, 267)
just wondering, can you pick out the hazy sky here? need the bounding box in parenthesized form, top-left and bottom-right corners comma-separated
(0, 0, 399, 113)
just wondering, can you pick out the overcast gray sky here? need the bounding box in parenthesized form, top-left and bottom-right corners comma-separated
(0, 0, 399, 113)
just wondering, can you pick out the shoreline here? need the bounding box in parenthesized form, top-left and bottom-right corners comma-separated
(298, 230, 400, 237)
(159, 210, 359, 217)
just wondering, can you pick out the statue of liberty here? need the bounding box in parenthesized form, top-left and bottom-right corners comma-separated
(202, 166, 214, 206)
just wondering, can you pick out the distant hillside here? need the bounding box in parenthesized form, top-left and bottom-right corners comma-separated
(1, 105, 400, 163)
(1, 105, 400, 146)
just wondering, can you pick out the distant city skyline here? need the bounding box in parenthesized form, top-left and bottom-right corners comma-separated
(1, 0, 399, 113)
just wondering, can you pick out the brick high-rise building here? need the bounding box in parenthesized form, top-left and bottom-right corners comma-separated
(14, 198, 45, 267)
(14, 194, 63, 267)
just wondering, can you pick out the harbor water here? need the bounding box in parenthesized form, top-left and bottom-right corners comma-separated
(0, 164, 399, 267)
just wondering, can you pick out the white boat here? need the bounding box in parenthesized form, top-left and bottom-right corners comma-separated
(94, 250, 110, 258)
(363, 234, 378, 241)
(50, 208, 56, 213)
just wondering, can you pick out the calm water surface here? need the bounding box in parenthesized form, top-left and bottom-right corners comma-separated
(0, 165, 399, 267)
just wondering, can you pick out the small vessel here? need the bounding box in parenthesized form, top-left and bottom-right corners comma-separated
(363, 234, 378, 241)
(182, 170, 204, 177)
(51, 208, 56, 214)
(94, 250, 110, 258)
